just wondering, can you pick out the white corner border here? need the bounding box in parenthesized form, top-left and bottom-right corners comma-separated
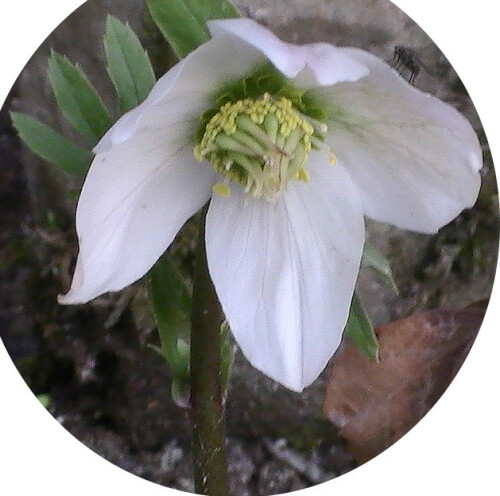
(1, 1, 498, 495)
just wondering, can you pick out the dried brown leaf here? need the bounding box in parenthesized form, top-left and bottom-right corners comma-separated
(323, 307, 485, 463)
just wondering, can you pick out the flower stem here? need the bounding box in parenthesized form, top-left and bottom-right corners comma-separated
(190, 206, 230, 496)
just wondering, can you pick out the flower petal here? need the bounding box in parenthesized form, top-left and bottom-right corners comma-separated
(58, 128, 215, 304)
(97, 24, 295, 153)
(207, 18, 368, 88)
(97, 20, 369, 156)
(94, 61, 187, 154)
(206, 153, 365, 391)
(317, 47, 482, 233)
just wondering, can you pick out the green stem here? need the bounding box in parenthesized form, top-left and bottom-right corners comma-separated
(190, 206, 229, 496)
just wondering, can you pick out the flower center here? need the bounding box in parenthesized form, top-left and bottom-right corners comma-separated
(194, 94, 331, 200)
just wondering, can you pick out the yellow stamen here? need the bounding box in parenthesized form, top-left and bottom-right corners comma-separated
(195, 95, 331, 200)
(213, 183, 231, 198)
(329, 150, 337, 165)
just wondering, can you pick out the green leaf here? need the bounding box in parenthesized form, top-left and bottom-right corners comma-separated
(104, 15, 156, 113)
(361, 241, 398, 294)
(344, 293, 379, 362)
(171, 375, 190, 409)
(146, 0, 240, 58)
(47, 51, 112, 145)
(147, 253, 192, 377)
(11, 112, 92, 176)
(148, 253, 235, 398)
(37, 394, 52, 409)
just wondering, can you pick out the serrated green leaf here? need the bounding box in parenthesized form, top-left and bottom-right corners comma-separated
(361, 241, 398, 294)
(104, 15, 156, 113)
(147, 253, 192, 376)
(344, 293, 379, 362)
(11, 112, 92, 176)
(47, 51, 112, 145)
(146, 0, 240, 58)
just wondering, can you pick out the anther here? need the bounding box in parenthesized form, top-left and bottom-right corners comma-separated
(213, 183, 231, 198)
(195, 94, 332, 200)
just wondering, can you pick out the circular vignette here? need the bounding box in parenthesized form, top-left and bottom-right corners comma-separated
(0, 2, 498, 496)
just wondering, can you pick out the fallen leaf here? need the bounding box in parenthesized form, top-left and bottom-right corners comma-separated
(323, 307, 485, 463)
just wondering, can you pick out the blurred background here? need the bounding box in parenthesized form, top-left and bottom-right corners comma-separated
(0, 0, 498, 494)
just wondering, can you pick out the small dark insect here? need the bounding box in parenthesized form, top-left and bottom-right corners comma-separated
(390, 45, 422, 84)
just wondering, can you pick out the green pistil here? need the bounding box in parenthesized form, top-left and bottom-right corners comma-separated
(289, 143, 307, 175)
(234, 115, 274, 149)
(194, 94, 329, 200)
(230, 130, 267, 155)
(283, 128, 303, 155)
(263, 113, 279, 143)
(215, 133, 259, 156)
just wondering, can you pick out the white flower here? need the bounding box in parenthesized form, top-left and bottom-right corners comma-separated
(58, 19, 482, 392)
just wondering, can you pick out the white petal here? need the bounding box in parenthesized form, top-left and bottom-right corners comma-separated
(59, 129, 215, 304)
(316, 47, 482, 234)
(206, 154, 365, 391)
(94, 62, 187, 154)
(208, 18, 368, 88)
(97, 26, 290, 152)
(97, 20, 368, 156)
